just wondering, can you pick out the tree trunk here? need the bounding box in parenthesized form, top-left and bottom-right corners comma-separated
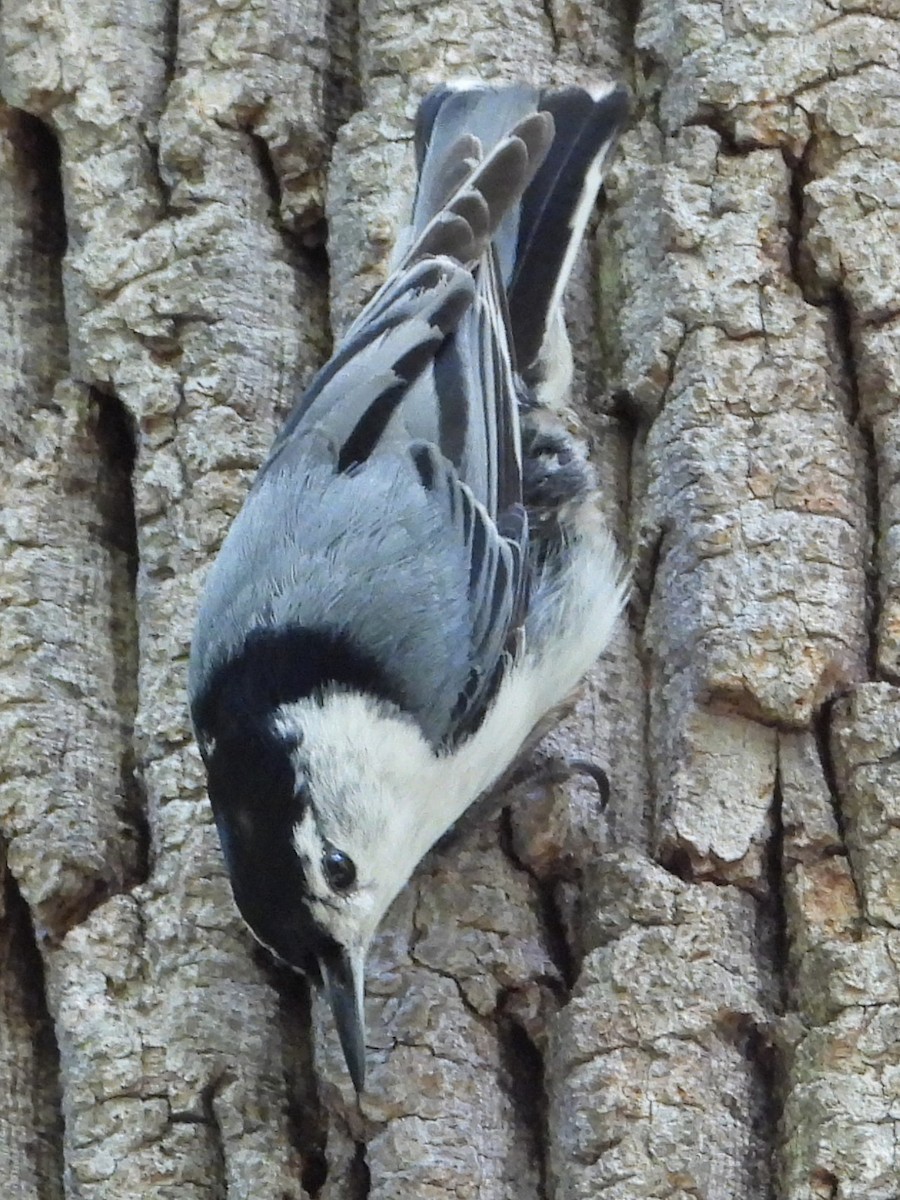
(1, 2, 897, 1197)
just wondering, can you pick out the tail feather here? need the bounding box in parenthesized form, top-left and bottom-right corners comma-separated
(413, 84, 542, 220)
(425, 132, 483, 216)
(411, 81, 629, 386)
(411, 84, 544, 283)
(509, 83, 630, 379)
(402, 112, 553, 272)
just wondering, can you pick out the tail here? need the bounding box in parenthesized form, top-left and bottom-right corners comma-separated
(412, 81, 630, 385)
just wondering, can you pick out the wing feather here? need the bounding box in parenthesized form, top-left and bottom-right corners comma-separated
(409, 441, 527, 743)
(262, 258, 474, 479)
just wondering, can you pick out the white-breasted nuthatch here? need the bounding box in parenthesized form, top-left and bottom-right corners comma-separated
(189, 81, 630, 1093)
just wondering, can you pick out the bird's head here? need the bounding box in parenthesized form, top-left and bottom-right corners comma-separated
(196, 688, 444, 1092)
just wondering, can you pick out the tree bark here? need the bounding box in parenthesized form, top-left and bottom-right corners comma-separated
(0, 2, 897, 1197)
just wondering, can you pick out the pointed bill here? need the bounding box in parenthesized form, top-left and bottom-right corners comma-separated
(322, 945, 367, 1093)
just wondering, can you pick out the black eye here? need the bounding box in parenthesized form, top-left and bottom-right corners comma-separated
(322, 845, 356, 892)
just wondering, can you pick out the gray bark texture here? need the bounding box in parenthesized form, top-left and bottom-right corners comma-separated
(0, 0, 897, 1197)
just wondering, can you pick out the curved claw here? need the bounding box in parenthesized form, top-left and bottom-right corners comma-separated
(561, 758, 611, 810)
(513, 754, 612, 810)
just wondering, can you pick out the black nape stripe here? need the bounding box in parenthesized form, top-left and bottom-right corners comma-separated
(192, 624, 407, 741)
(205, 716, 338, 975)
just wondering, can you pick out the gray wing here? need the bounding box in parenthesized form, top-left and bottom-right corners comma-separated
(191, 432, 526, 748)
(263, 256, 475, 478)
(407, 442, 528, 740)
(192, 113, 553, 747)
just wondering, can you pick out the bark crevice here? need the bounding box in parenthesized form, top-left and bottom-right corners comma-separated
(90, 390, 150, 900)
(499, 806, 576, 990)
(0, 856, 65, 1200)
(497, 1005, 550, 1200)
(813, 702, 866, 919)
(323, 0, 363, 141)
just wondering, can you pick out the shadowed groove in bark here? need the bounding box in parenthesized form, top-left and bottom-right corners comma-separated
(657, 843, 697, 886)
(610, 0, 643, 80)
(617, 0, 667, 105)
(539, 879, 577, 991)
(2, 109, 68, 263)
(861, 412, 883, 681)
(810, 1167, 839, 1199)
(90, 389, 152, 893)
(200, 1080, 228, 1200)
(265, 954, 328, 1197)
(715, 1010, 780, 1200)
(827, 289, 861, 442)
(0, 856, 65, 1200)
(813, 702, 843, 832)
(163, 0, 179, 91)
(686, 110, 777, 157)
(323, 0, 362, 141)
(827, 287, 882, 683)
(142, 129, 173, 216)
(348, 1140, 371, 1200)
(247, 129, 324, 267)
(813, 702, 866, 918)
(626, 492, 663, 844)
(499, 807, 576, 990)
(0, 108, 68, 419)
(249, 129, 288, 220)
(746, 1021, 781, 1200)
(246, 128, 332, 362)
(617, 0, 642, 42)
(497, 1002, 550, 1199)
(540, 0, 561, 55)
(610, 390, 644, 549)
(784, 138, 816, 297)
(767, 755, 790, 1013)
(708, 755, 784, 1198)
(144, 0, 180, 215)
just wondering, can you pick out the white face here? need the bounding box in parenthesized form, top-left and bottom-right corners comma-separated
(289, 805, 385, 956)
(276, 691, 448, 956)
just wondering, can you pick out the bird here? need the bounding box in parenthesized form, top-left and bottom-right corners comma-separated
(188, 80, 631, 1094)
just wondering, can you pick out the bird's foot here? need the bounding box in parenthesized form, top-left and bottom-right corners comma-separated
(432, 754, 611, 856)
(506, 753, 611, 811)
